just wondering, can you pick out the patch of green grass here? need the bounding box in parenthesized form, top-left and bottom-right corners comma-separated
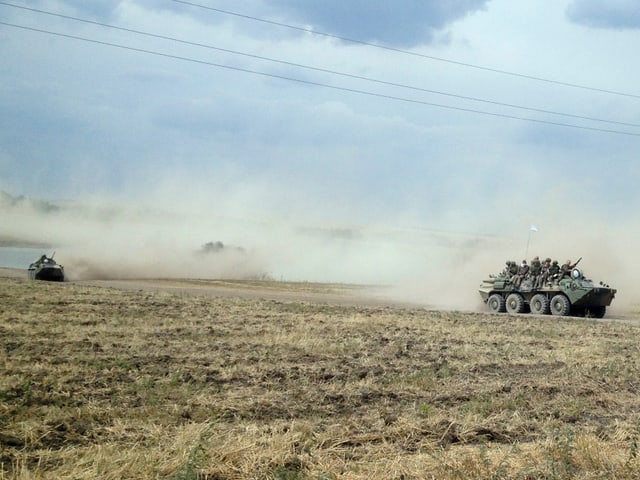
(171, 430, 211, 480)
(544, 428, 578, 479)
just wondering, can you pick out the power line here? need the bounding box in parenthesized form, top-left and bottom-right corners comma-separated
(170, 0, 640, 101)
(2, 21, 639, 138)
(1, 1, 638, 129)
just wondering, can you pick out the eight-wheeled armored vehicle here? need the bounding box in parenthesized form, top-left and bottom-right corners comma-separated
(28, 254, 65, 282)
(479, 263, 615, 318)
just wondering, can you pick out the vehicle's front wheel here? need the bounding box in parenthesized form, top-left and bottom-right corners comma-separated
(550, 294, 571, 316)
(487, 294, 506, 313)
(530, 294, 550, 315)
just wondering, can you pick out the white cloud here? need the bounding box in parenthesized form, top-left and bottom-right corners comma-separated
(566, 0, 640, 29)
(267, 0, 490, 46)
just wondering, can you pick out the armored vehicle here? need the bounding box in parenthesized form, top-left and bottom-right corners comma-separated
(28, 253, 65, 282)
(479, 262, 616, 318)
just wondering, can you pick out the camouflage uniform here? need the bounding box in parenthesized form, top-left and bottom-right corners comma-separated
(512, 260, 529, 287)
(537, 258, 551, 287)
(548, 260, 560, 283)
(509, 261, 518, 277)
(530, 256, 542, 287)
(560, 260, 573, 278)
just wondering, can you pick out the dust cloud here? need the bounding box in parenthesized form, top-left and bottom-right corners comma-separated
(1, 187, 636, 313)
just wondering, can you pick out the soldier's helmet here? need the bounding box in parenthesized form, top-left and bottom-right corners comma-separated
(552, 260, 558, 264)
(545, 257, 551, 262)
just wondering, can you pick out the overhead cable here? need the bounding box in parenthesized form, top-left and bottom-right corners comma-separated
(1, 21, 638, 137)
(169, 0, 640, 100)
(1, 2, 638, 129)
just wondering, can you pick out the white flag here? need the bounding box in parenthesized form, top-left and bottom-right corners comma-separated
(530, 225, 538, 232)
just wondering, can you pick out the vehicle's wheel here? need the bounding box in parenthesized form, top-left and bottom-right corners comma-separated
(530, 294, 550, 315)
(550, 294, 571, 316)
(487, 294, 506, 313)
(586, 306, 606, 319)
(506, 293, 525, 314)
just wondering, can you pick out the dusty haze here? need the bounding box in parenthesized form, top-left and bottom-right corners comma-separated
(1, 186, 633, 313)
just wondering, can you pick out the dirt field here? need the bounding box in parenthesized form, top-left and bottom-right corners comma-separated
(2, 272, 640, 479)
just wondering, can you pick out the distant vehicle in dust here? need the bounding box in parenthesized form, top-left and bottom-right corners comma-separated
(479, 257, 616, 318)
(28, 253, 65, 282)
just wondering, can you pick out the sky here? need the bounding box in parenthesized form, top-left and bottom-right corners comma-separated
(0, 0, 639, 303)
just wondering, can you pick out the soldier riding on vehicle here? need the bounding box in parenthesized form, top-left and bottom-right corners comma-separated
(560, 259, 581, 279)
(512, 260, 529, 287)
(530, 256, 542, 287)
(537, 258, 552, 288)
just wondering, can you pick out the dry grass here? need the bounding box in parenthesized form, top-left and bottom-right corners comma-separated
(2, 276, 640, 479)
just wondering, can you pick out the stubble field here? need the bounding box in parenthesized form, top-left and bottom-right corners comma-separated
(2, 275, 640, 479)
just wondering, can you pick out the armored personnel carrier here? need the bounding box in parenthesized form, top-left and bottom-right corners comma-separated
(28, 253, 65, 282)
(479, 260, 616, 318)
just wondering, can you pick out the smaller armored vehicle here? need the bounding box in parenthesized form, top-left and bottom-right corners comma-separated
(479, 259, 615, 318)
(28, 253, 65, 282)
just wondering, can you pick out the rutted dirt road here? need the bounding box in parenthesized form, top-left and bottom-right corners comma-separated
(0, 267, 421, 309)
